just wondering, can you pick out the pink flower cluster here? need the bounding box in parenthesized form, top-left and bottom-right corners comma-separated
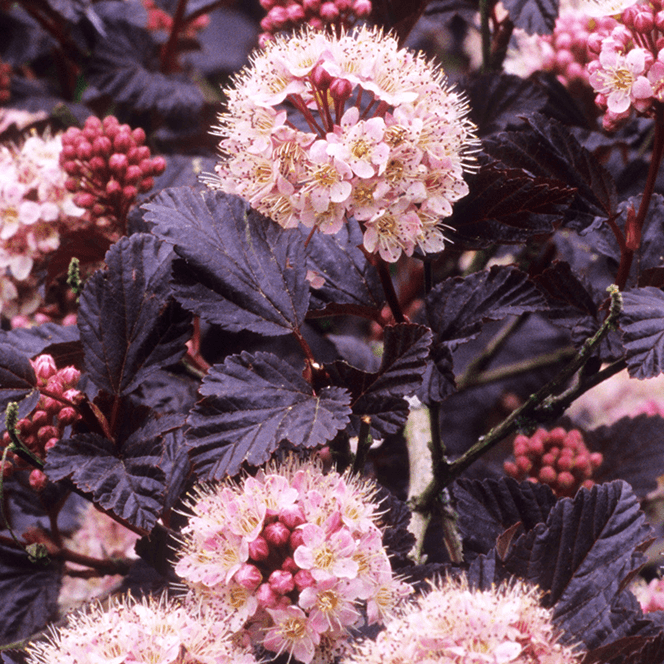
(505, 9, 617, 91)
(60, 115, 166, 236)
(342, 577, 581, 664)
(504, 427, 603, 498)
(258, 0, 372, 46)
(211, 26, 478, 262)
(2, 354, 81, 487)
(26, 594, 259, 664)
(0, 131, 85, 318)
(58, 504, 140, 613)
(588, 0, 664, 129)
(175, 457, 411, 664)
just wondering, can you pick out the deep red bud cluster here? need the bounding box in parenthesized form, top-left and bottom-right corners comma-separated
(60, 116, 166, 234)
(0, 58, 11, 104)
(2, 354, 81, 486)
(504, 427, 603, 497)
(258, 0, 371, 44)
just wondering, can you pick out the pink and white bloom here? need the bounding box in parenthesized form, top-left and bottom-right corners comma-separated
(589, 47, 653, 114)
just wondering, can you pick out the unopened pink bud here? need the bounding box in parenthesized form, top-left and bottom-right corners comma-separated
(279, 505, 305, 529)
(114, 132, 133, 153)
(234, 563, 263, 590)
(63, 389, 81, 402)
(90, 156, 107, 173)
(329, 77, 352, 101)
(138, 177, 154, 193)
(260, 0, 277, 8)
(59, 366, 80, 388)
(287, 3, 305, 21)
(93, 135, 113, 157)
(29, 469, 48, 491)
(31, 410, 49, 429)
(151, 156, 166, 175)
(257, 582, 279, 608)
(513, 434, 529, 456)
(336, 0, 352, 11)
(38, 426, 59, 445)
(44, 438, 59, 451)
(32, 355, 57, 381)
(527, 437, 544, 455)
(41, 398, 60, 415)
(125, 165, 143, 184)
(542, 452, 557, 466)
(249, 535, 270, 561)
(353, 0, 371, 16)
(268, 5, 289, 28)
(589, 452, 603, 469)
(76, 141, 93, 161)
(62, 144, 77, 160)
(289, 529, 305, 551)
(106, 179, 122, 197)
(303, 0, 321, 12)
(109, 153, 128, 174)
(503, 461, 518, 477)
(132, 127, 146, 145)
(320, 1, 339, 20)
(58, 407, 79, 426)
(621, 4, 638, 26)
(281, 556, 299, 574)
(556, 455, 573, 472)
(103, 115, 119, 132)
(311, 64, 332, 90)
(539, 466, 556, 484)
(73, 192, 96, 209)
(516, 455, 532, 474)
(557, 471, 575, 492)
(85, 116, 103, 132)
(260, 16, 274, 32)
(635, 11, 654, 32)
(294, 568, 315, 591)
(122, 185, 138, 201)
(263, 521, 291, 548)
(92, 203, 106, 218)
(308, 16, 324, 29)
(269, 569, 295, 594)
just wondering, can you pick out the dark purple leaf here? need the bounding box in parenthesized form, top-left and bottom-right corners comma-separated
(186, 352, 352, 479)
(144, 188, 310, 337)
(464, 73, 548, 136)
(0, 343, 36, 415)
(449, 159, 574, 247)
(45, 414, 181, 530)
(84, 19, 204, 121)
(484, 114, 617, 228)
(452, 477, 557, 560)
(426, 266, 548, 348)
(502, 0, 558, 33)
(503, 481, 652, 649)
(327, 324, 432, 437)
(0, 542, 61, 646)
(0, 323, 79, 359)
(305, 221, 384, 312)
(78, 234, 191, 396)
(620, 287, 664, 379)
(586, 414, 664, 496)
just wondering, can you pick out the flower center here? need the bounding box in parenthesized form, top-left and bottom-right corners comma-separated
(312, 164, 341, 187)
(351, 140, 370, 159)
(282, 617, 307, 640)
(610, 67, 635, 91)
(314, 544, 335, 570)
(318, 590, 340, 612)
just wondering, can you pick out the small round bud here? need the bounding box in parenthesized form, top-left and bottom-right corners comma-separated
(311, 64, 333, 90)
(336, 0, 352, 11)
(287, 3, 305, 21)
(65, 177, 79, 192)
(93, 135, 113, 157)
(59, 366, 81, 388)
(90, 156, 107, 173)
(541, 452, 557, 467)
(513, 434, 529, 456)
(329, 77, 352, 101)
(269, 569, 295, 595)
(62, 144, 77, 160)
(44, 438, 59, 451)
(556, 455, 573, 472)
(516, 455, 532, 474)
(38, 426, 59, 445)
(320, 1, 339, 20)
(556, 471, 575, 493)
(122, 185, 138, 201)
(527, 436, 544, 455)
(289, 529, 305, 551)
(234, 563, 263, 590)
(58, 407, 79, 426)
(503, 461, 519, 477)
(29, 469, 48, 491)
(621, 4, 638, 26)
(131, 127, 146, 145)
(353, 0, 371, 16)
(109, 153, 128, 175)
(281, 556, 299, 574)
(73, 192, 96, 209)
(106, 179, 123, 197)
(303, 0, 321, 12)
(85, 116, 103, 132)
(268, 5, 289, 28)
(589, 452, 603, 469)
(32, 355, 57, 381)
(539, 466, 557, 484)
(114, 132, 133, 153)
(138, 177, 154, 193)
(31, 410, 50, 429)
(263, 521, 291, 548)
(257, 582, 279, 608)
(151, 156, 166, 175)
(76, 141, 93, 161)
(279, 505, 306, 530)
(249, 535, 270, 561)
(635, 11, 655, 33)
(125, 165, 143, 184)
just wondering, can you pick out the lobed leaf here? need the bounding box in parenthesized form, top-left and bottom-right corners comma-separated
(186, 352, 352, 479)
(78, 234, 192, 396)
(145, 188, 310, 337)
(0, 343, 36, 415)
(327, 324, 432, 437)
(619, 287, 664, 379)
(502, 0, 558, 34)
(0, 543, 61, 646)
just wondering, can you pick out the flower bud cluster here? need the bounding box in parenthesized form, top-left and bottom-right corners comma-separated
(142, 0, 210, 36)
(0, 57, 10, 104)
(175, 456, 411, 664)
(211, 26, 478, 262)
(60, 116, 166, 236)
(506, 10, 617, 91)
(0, 132, 85, 318)
(342, 576, 581, 664)
(504, 427, 603, 497)
(1, 354, 81, 487)
(26, 594, 259, 664)
(258, 0, 372, 46)
(587, 0, 664, 130)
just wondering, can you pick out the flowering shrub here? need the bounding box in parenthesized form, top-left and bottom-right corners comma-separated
(1, 353, 81, 487)
(0, 132, 84, 317)
(60, 116, 166, 238)
(587, 0, 664, 129)
(258, 0, 372, 45)
(342, 577, 581, 664)
(175, 457, 411, 663)
(210, 26, 478, 262)
(503, 427, 603, 497)
(26, 594, 259, 664)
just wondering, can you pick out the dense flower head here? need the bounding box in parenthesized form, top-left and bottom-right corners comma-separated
(0, 131, 84, 317)
(341, 576, 581, 664)
(209, 26, 479, 262)
(503, 427, 603, 497)
(26, 593, 259, 664)
(1, 353, 82, 482)
(258, 0, 372, 46)
(586, 0, 664, 129)
(504, 7, 617, 91)
(175, 455, 411, 663)
(58, 503, 140, 613)
(60, 115, 166, 236)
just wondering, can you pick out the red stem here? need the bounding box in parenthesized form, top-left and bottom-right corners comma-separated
(160, 0, 189, 73)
